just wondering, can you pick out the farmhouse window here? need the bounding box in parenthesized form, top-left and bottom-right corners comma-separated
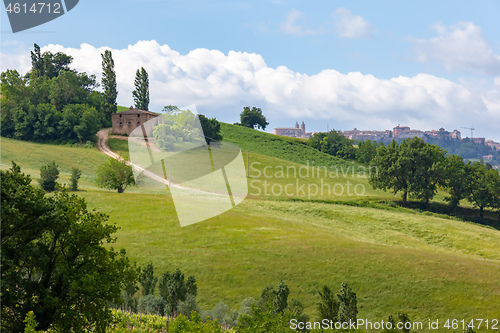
(137, 121, 140, 125)
(128, 122, 131, 125)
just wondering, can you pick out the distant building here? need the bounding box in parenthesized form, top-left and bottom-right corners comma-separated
(485, 140, 500, 151)
(482, 155, 494, 160)
(450, 130, 461, 140)
(472, 137, 486, 145)
(398, 129, 426, 140)
(274, 122, 312, 138)
(112, 107, 158, 135)
(342, 128, 391, 142)
(393, 125, 410, 138)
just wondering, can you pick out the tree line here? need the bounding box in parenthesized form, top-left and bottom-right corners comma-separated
(309, 131, 500, 219)
(0, 44, 151, 144)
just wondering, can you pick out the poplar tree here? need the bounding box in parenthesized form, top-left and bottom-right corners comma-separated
(101, 50, 118, 124)
(132, 67, 150, 111)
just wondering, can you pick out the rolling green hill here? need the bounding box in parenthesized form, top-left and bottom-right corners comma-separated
(2, 124, 500, 332)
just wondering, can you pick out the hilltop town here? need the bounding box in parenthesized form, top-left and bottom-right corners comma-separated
(274, 123, 500, 153)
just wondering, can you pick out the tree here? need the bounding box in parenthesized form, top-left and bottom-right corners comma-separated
(133, 67, 150, 111)
(240, 106, 268, 130)
(158, 268, 197, 316)
(74, 107, 101, 142)
(39, 161, 59, 191)
(356, 140, 383, 164)
(70, 167, 82, 191)
(30, 43, 44, 78)
(370, 138, 446, 206)
(96, 158, 135, 193)
(309, 130, 355, 159)
(1, 163, 136, 332)
(101, 50, 117, 125)
(337, 282, 357, 323)
(468, 162, 500, 219)
(316, 285, 339, 322)
(443, 155, 472, 209)
(198, 114, 223, 144)
(272, 280, 290, 315)
(140, 263, 158, 296)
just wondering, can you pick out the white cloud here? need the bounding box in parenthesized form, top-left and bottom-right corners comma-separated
(412, 21, 500, 75)
(279, 9, 321, 36)
(332, 7, 373, 39)
(1, 40, 499, 141)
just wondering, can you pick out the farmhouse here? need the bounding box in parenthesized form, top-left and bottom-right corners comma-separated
(111, 107, 158, 135)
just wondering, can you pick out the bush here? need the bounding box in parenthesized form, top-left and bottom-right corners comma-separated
(138, 294, 165, 316)
(69, 167, 82, 191)
(38, 161, 59, 191)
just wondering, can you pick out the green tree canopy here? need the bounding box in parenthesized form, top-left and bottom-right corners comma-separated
(96, 158, 135, 193)
(240, 106, 269, 130)
(101, 50, 118, 125)
(198, 114, 223, 145)
(370, 137, 446, 206)
(309, 130, 356, 159)
(133, 67, 150, 111)
(1, 163, 136, 332)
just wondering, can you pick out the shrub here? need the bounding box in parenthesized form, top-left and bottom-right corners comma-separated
(38, 161, 59, 191)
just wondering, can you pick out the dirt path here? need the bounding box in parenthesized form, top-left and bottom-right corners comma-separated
(96, 128, 170, 187)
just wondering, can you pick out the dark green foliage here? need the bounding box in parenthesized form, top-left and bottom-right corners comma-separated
(1, 163, 135, 332)
(257, 285, 276, 312)
(273, 280, 290, 314)
(1, 44, 105, 143)
(199, 114, 223, 144)
(158, 268, 197, 316)
(444, 155, 472, 208)
(240, 106, 269, 130)
(316, 285, 339, 322)
(468, 162, 500, 218)
(70, 167, 82, 191)
(133, 67, 150, 111)
(38, 161, 59, 191)
(356, 140, 383, 164)
(140, 263, 158, 296)
(96, 158, 135, 193)
(101, 50, 118, 126)
(309, 130, 356, 159)
(370, 138, 446, 206)
(382, 313, 411, 333)
(337, 282, 358, 323)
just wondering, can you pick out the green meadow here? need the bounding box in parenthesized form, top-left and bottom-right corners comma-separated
(3, 125, 500, 332)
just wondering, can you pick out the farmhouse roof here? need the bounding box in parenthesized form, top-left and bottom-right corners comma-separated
(112, 106, 158, 116)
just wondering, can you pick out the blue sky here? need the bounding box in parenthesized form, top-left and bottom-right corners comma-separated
(2, 0, 500, 141)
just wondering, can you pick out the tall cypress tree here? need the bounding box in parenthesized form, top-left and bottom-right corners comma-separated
(132, 67, 150, 111)
(101, 50, 118, 125)
(30, 43, 44, 78)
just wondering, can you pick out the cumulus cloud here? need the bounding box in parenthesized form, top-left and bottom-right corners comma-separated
(332, 7, 373, 39)
(279, 9, 321, 36)
(1, 40, 499, 141)
(412, 21, 500, 75)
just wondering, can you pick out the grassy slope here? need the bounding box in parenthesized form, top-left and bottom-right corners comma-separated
(220, 123, 358, 170)
(0, 137, 108, 188)
(2, 128, 500, 332)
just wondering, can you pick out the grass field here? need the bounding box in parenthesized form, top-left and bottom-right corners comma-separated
(3, 127, 500, 332)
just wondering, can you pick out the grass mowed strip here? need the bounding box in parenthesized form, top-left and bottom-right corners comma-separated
(80, 190, 500, 331)
(0, 137, 108, 188)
